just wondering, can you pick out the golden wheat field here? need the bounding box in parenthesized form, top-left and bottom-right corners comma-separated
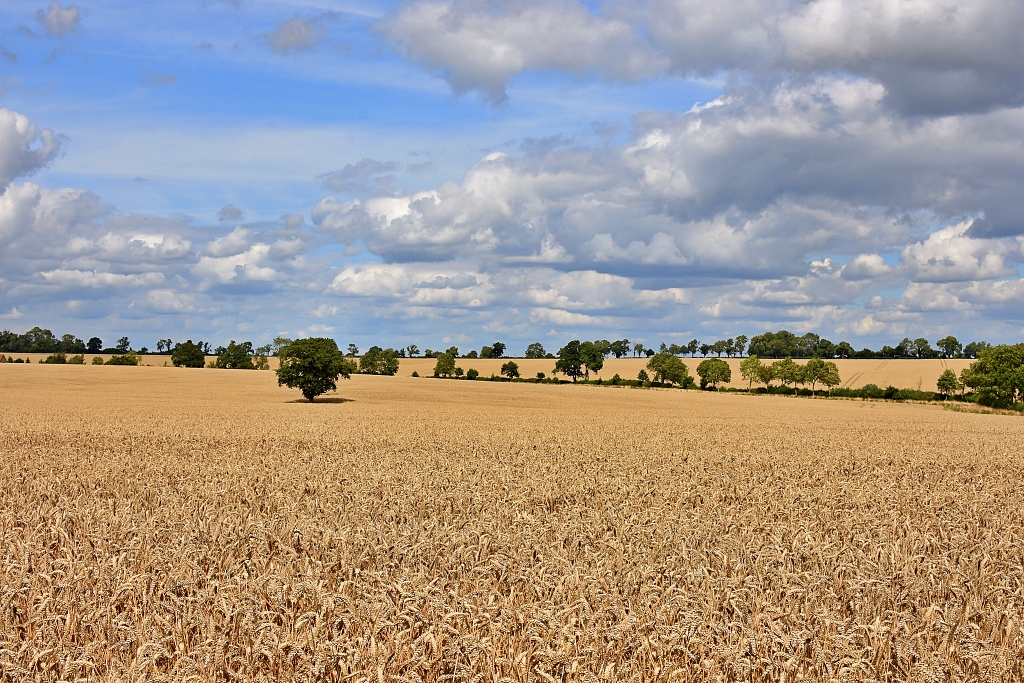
(2, 365, 1023, 682)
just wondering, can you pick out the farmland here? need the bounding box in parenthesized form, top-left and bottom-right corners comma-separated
(6, 354, 973, 390)
(2, 366, 1023, 681)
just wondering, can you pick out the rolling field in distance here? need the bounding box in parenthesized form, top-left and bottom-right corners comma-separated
(2, 366, 1022, 680)
(8, 354, 973, 390)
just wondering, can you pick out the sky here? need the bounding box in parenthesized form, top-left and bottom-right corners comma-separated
(1, 0, 1022, 353)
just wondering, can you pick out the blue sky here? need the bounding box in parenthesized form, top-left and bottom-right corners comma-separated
(1, 0, 1023, 353)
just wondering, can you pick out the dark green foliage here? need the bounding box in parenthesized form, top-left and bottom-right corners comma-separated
(554, 341, 585, 382)
(359, 347, 400, 375)
(962, 344, 1024, 408)
(216, 341, 256, 369)
(500, 361, 520, 379)
(524, 342, 546, 359)
(172, 340, 206, 368)
(42, 352, 67, 364)
(105, 351, 141, 366)
(466, 368, 479, 380)
(433, 353, 456, 377)
(276, 338, 357, 402)
(646, 353, 689, 385)
(696, 358, 731, 389)
(411, 371, 419, 377)
(491, 342, 506, 358)
(87, 337, 103, 353)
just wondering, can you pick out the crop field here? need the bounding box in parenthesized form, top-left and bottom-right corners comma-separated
(9, 355, 973, 391)
(2, 366, 1023, 681)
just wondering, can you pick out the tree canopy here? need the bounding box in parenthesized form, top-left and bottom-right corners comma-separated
(171, 340, 206, 368)
(276, 338, 357, 402)
(646, 353, 689, 385)
(696, 358, 731, 389)
(359, 346, 400, 375)
(961, 344, 1024, 408)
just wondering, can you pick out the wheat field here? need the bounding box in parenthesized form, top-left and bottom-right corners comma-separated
(2, 365, 1022, 681)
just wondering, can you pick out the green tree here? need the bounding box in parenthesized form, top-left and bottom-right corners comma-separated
(216, 341, 256, 369)
(936, 369, 960, 398)
(116, 337, 131, 353)
(803, 357, 827, 393)
(936, 336, 962, 359)
(480, 345, 493, 358)
(525, 342, 547, 359)
(580, 341, 604, 379)
(821, 362, 841, 395)
(445, 345, 460, 358)
(633, 342, 645, 357)
(406, 344, 419, 357)
(466, 368, 479, 380)
(734, 335, 748, 357)
(646, 353, 689, 385)
(360, 347, 400, 375)
(771, 357, 803, 388)
(554, 341, 585, 382)
(276, 338, 356, 402)
(42, 351, 67, 364)
(347, 343, 359, 356)
(739, 355, 764, 390)
(87, 337, 103, 353)
(961, 344, 1024, 408)
(433, 353, 456, 378)
(491, 342, 506, 358)
(913, 338, 935, 358)
(172, 340, 206, 368)
(637, 369, 649, 383)
(609, 339, 630, 358)
(501, 361, 520, 379)
(696, 358, 731, 390)
(756, 362, 775, 389)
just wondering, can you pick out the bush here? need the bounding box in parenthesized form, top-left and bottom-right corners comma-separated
(105, 351, 141, 366)
(637, 369, 649, 382)
(91, 356, 103, 365)
(536, 371, 545, 380)
(467, 368, 479, 380)
(454, 366, 464, 378)
(172, 340, 206, 368)
(276, 338, 357, 402)
(42, 352, 67, 364)
(68, 354, 85, 364)
(411, 371, 419, 377)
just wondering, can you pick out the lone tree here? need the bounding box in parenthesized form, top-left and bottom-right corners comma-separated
(936, 369, 961, 398)
(646, 352, 689, 385)
(696, 358, 731, 390)
(501, 361, 520, 379)
(491, 342, 506, 358)
(433, 352, 456, 378)
(172, 340, 206, 368)
(276, 338, 357, 402)
(554, 341, 585, 382)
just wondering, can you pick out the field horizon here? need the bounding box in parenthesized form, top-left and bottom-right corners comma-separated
(3, 354, 973, 392)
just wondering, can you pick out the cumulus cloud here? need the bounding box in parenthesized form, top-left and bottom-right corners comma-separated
(381, 0, 664, 103)
(320, 159, 400, 195)
(382, 0, 1024, 115)
(900, 220, 1020, 282)
(0, 109, 60, 189)
(36, 1, 81, 37)
(266, 16, 329, 54)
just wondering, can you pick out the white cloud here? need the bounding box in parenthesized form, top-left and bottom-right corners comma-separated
(901, 221, 1019, 283)
(192, 244, 279, 285)
(842, 254, 893, 280)
(39, 269, 165, 288)
(36, 1, 81, 38)
(205, 226, 251, 257)
(529, 307, 614, 327)
(0, 109, 60, 189)
(381, 0, 664, 103)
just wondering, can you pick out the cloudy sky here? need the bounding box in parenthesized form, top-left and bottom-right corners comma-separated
(1, 0, 1022, 351)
